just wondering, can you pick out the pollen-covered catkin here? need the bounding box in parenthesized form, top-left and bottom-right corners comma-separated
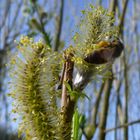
(9, 36, 65, 140)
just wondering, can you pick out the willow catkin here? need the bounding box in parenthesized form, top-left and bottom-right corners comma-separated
(9, 37, 63, 140)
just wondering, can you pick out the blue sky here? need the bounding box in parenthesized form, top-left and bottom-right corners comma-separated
(1, 0, 140, 139)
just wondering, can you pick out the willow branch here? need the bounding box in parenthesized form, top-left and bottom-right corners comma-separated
(98, 77, 113, 140)
(110, 0, 118, 12)
(118, 0, 129, 139)
(34, 2, 51, 47)
(0, 0, 10, 28)
(54, 0, 64, 51)
(133, 0, 140, 84)
(61, 52, 75, 139)
(105, 119, 140, 133)
(83, 83, 105, 140)
(115, 79, 123, 140)
(119, 0, 129, 36)
(98, 1, 117, 139)
(92, 82, 105, 126)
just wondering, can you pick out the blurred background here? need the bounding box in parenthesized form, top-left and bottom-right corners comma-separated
(0, 0, 140, 140)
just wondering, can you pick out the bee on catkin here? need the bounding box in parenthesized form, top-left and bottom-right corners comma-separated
(73, 36, 124, 90)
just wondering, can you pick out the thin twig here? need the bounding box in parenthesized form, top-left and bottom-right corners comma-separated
(98, 1, 118, 139)
(0, 0, 10, 28)
(91, 83, 105, 126)
(34, 2, 51, 47)
(98, 76, 113, 140)
(118, 0, 130, 139)
(105, 119, 140, 133)
(83, 83, 105, 140)
(119, 0, 129, 36)
(54, 0, 64, 51)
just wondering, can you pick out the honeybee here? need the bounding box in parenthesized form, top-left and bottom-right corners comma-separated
(73, 36, 124, 90)
(58, 36, 124, 91)
(84, 37, 124, 64)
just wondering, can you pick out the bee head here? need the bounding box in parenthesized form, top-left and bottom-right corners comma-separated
(101, 35, 124, 58)
(106, 36, 124, 58)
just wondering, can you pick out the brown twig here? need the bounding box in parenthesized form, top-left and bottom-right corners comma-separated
(54, 0, 64, 51)
(114, 77, 124, 140)
(82, 83, 105, 140)
(91, 82, 105, 127)
(98, 1, 118, 139)
(105, 119, 140, 133)
(60, 52, 75, 139)
(98, 76, 113, 140)
(33, 2, 51, 47)
(119, 0, 129, 36)
(118, 0, 130, 139)
(0, 0, 10, 29)
(110, 0, 118, 12)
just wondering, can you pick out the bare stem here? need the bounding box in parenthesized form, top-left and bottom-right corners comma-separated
(98, 77, 113, 140)
(105, 119, 140, 133)
(54, 0, 64, 51)
(60, 52, 75, 139)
